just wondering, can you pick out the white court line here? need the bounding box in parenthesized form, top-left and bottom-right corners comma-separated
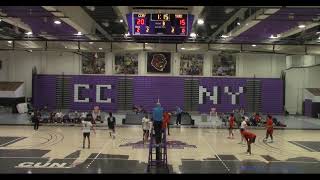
(0, 157, 133, 160)
(201, 136, 231, 172)
(0, 136, 27, 147)
(181, 159, 319, 164)
(289, 141, 317, 152)
(0, 156, 318, 164)
(86, 139, 113, 168)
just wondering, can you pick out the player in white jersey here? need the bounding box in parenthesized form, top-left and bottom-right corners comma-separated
(82, 115, 95, 149)
(239, 116, 248, 144)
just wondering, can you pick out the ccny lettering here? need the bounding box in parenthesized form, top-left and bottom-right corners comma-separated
(199, 85, 244, 105)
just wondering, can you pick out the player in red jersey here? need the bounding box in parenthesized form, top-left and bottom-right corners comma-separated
(228, 113, 235, 139)
(263, 115, 274, 143)
(242, 130, 256, 155)
(162, 111, 171, 136)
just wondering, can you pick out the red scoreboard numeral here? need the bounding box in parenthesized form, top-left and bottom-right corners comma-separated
(137, 18, 145, 25)
(180, 19, 186, 26)
(182, 28, 186, 33)
(136, 27, 140, 33)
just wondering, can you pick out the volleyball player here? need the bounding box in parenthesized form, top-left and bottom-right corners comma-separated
(263, 115, 274, 143)
(239, 116, 248, 144)
(82, 115, 95, 149)
(228, 113, 235, 139)
(242, 130, 256, 155)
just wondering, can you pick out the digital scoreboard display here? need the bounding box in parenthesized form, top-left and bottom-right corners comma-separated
(129, 13, 191, 36)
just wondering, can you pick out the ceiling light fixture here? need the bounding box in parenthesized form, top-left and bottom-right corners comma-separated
(99, 47, 103, 50)
(54, 20, 61, 25)
(75, 32, 82, 36)
(8, 41, 12, 44)
(251, 44, 257, 47)
(25, 31, 33, 35)
(119, 19, 123, 23)
(145, 43, 148, 45)
(190, 32, 197, 38)
(237, 22, 241, 26)
(197, 19, 204, 25)
(124, 32, 130, 37)
(181, 47, 186, 50)
(89, 42, 94, 45)
(221, 34, 229, 38)
(298, 24, 306, 29)
(270, 34, 280, 39)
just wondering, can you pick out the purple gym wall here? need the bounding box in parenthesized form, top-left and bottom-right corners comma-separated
(33, 75, 283, 114)
(33, 75, 56, 110)
(304, 99, 312, 117)
(132, 76, 184, 112)
(71, 76, 118, 111)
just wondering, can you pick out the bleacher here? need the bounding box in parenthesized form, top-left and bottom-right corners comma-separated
(304, 88, 320, 118)
(0, 82, 25, 113)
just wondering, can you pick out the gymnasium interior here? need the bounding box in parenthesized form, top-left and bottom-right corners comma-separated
(0, 6, 320, 174)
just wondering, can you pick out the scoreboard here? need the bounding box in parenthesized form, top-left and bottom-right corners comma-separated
(127, 13, 193, 36)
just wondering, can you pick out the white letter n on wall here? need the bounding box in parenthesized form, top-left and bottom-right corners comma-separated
(199, 86, 219, 104)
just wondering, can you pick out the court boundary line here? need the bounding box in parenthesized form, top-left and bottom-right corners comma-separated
(0, 136, 26, 147)
(201, 136, 231, 172)
(289, 141, 317, 152)
(85, 139, 113, 168)
(0, 156, 318, 164)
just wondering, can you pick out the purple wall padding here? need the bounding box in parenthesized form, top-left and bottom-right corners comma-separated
(33, 75, 56, 109)
(304, 99, 312, 117)
(71, 75, 118, 111)
(261, 79, 284, 114)
(33, 75, 283, 114)
(198, 77, 247, 113)
(132, 76, 184, 112)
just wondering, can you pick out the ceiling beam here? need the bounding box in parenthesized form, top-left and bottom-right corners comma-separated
(0, 12, 32, 32)
(264, 22, 320, 43)
(209, 8, 248, 41)
(42, 6, 113, 40)
(112, 6, 129, 32)
(211, 8, 280, 42)
(190, 6, 205, 27)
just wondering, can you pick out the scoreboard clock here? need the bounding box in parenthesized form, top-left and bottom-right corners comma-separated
(127, 13, 194, 36)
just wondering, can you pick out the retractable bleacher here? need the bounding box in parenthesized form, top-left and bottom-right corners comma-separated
(0, 82, 25, 113)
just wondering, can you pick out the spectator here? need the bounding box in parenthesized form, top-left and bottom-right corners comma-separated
(92, 106, 101, 123)
(33, 110, 41, 130)
(175, 106, 183, 126)
(107, 112, 116, 138)
(55, 111, 63, 123)
(255, 113, 261, 126)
